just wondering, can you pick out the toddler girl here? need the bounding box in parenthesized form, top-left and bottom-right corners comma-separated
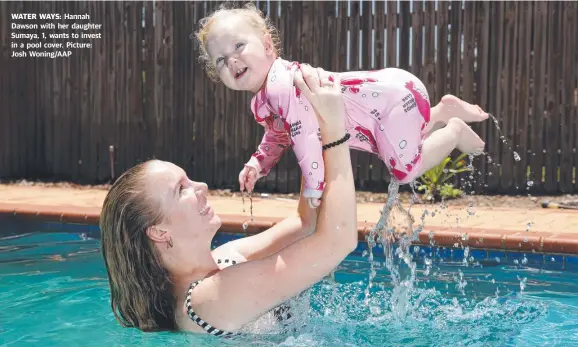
(195, 3, 488, 208)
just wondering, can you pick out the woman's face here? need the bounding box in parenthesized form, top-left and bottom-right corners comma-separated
(145, 161, 221, 247)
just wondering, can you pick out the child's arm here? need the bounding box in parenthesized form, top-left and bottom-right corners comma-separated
(265, 63, 325, 203)
(284, 97, 325, 203)
(244, 127, 291, 180)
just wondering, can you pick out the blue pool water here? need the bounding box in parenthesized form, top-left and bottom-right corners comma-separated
(2, 229, 578, 346)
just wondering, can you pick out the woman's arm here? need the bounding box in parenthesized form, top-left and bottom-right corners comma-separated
(183, 67, 358, 332)
(211, 176, 318, 262)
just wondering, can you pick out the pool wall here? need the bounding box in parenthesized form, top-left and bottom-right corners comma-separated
(2, 203, 578, 272)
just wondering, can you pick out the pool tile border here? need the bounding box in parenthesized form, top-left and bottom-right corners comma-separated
(1, 202, 578, 256)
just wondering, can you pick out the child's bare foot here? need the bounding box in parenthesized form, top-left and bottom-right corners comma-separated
(438, 94, 489, 124)
(448, 117, 485, 155)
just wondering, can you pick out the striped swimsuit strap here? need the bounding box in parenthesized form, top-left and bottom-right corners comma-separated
(184, 258, 237, 337)
(184, 258, 293, 336)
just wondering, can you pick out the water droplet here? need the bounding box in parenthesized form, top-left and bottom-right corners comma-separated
(461, 233, 469, 241)
(467, 202, 476, 216)
(370, 306, 382, 315)
(522, 255, 528, 265)
(514, 259, 519, 265)
(527, 181, 534, 187)
(242, 221, 248, 231)
(513, 151, 521, 161)
(519, 278, 526, 292)
(362, 250, 368, 257)
(495, 257, 500, 263)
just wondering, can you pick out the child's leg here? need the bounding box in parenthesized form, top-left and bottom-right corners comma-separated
(416, 117, 485, 177)
(369, 70, 485, 183)
(424, 94, 489, 135)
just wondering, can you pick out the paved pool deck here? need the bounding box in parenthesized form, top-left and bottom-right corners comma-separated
(1, 184, 578, 254)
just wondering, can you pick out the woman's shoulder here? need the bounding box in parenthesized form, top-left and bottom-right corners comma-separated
(176, 260, 309, 336)
(175, 255, 245, 335)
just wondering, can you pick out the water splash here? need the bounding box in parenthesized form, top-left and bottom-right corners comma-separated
(488, 114, 515, 154)
(358, 110, 534, 324)
(462, 246, 471, 267)
(517, 275, 528, 294)
(241, 191, 254, 227)
(466, 202, 476, 216)
(365, 180, 428, 320)
(521, 254, 528, 265)
(454, 269, 468, 295)
(484, 114, 525, 183)
(424, 256, 432, 276)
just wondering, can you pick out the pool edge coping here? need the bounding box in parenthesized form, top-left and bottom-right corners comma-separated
(1, 202, 577, 255)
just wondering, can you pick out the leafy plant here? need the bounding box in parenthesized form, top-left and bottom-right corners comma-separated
(416, 153, 473, 202)
(438, 183, 464, 199)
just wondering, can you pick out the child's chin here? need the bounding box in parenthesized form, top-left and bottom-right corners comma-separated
(230, 81, 250, 91)
(236, 76, 252, 88)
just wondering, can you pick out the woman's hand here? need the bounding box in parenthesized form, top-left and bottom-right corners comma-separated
(293, 65, 346, 145)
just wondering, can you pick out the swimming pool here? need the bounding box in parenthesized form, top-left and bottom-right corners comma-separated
(2, 225, 578, 346)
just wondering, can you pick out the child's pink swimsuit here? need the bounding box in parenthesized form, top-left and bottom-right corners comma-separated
(245, 58, 431, 199)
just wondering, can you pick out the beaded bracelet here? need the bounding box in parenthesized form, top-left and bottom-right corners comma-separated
(322, 132, 351, 151)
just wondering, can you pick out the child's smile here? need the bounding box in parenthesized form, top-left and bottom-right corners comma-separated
(234, 67, 248, 79)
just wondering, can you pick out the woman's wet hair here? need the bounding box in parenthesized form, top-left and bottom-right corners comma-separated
(100, 159, 178, 332)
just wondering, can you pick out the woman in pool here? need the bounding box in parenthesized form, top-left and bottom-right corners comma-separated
(99, 65, 358, 336)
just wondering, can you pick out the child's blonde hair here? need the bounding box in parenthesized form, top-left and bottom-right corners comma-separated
(194, 2, 281, 81)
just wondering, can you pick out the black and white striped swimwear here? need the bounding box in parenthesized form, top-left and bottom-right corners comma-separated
(184, 258, 293, 337)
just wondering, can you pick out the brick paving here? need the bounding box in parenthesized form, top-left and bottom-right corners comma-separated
(1, 184, 577, 253)
(1, 184, 575, 234)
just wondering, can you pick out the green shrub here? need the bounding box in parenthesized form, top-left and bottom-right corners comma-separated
(416, 153, 473, 202)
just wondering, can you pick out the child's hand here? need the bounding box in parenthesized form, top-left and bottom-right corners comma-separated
(307, 198, 321, 209)
(239, 166, 257, 193)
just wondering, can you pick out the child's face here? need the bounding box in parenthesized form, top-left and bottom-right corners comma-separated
(206, 15, 276, 93)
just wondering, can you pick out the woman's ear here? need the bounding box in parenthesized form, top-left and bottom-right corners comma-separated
(146, 226, 170, 243)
